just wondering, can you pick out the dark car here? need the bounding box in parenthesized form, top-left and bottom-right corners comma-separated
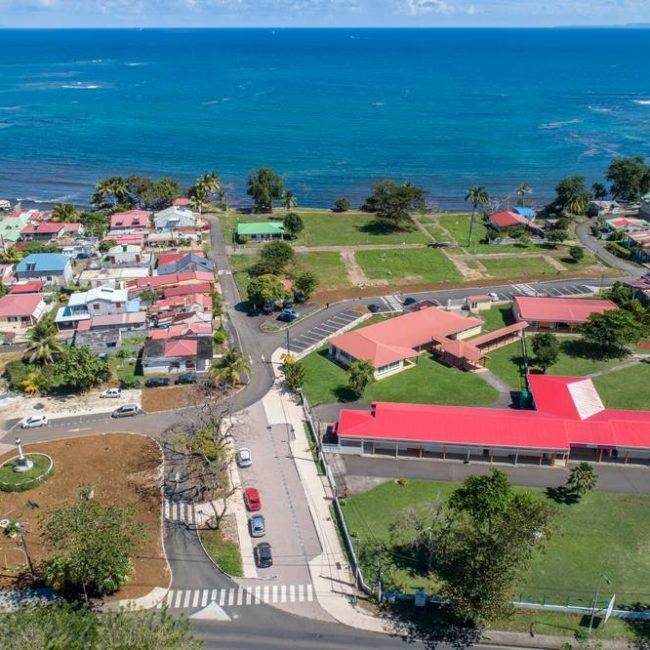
(254, 542, 273, 568)
(282, 299, 294, 310)
(145, 377, 170, 388)
(367, 303, 381, 313)
(278, 309, 299, 322)
(293, 290, 306, 303)
(175, 373, 197, 385)
(403, 296, 418, 306)
(262, 301, 274, 314)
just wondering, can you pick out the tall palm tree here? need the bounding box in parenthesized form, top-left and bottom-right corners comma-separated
(51, 203, 79, 223)
(464, 186, 490, 248)
(566, 193, 587, 216)
(347, 360, 375, 398)
(517, 182, 532, 207)
(282, 191, 297, 213)
(0, 247, 22, 264)
(23, 317, 62, 365)
(210, 349, 251, 387)
(188, 185, 209, 215)
(92, 176, 130, 208)
(567, 462, 598, 497)
(198, 172, 221, 196)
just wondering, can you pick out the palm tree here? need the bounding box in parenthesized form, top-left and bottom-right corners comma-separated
(51, 203, 79, 223)
(23, 317, 62, 365)
(210, 349, 251, 387)
(0, 247, 22, 264)
(464, 186, 490, 248)
(282, 191, 297, 213)
(92, 176, 130, 208)
(198, 172, 221, 196)
(566, 193, 587, 216)
(567, 462, 598, 497)
(188, 184, 210, 215)
(517, 182, 532, 206)
(347, 360, 375, 398)
(21, 372, 42, 395)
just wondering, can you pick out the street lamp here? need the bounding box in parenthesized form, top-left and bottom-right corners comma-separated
(588, 573, 611, 634)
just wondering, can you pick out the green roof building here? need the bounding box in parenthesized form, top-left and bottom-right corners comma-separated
(236, 221, 285, 241)
(0, 212, 29, 244)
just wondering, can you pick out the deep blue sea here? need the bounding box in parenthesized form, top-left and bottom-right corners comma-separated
(0, 28, 649, 209)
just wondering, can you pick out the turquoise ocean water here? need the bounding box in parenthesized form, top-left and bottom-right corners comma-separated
(0, 28, 649, 208)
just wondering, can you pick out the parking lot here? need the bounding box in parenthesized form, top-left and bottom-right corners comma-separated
(287, 308, 364, 355)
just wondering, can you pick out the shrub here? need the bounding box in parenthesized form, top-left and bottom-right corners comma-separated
(396, 478, 409, 488)
(333, 198, 351, 213)
(4, 359, 32, 391)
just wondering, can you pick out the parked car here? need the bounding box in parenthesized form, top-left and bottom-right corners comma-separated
(278, 309, 299, 322)
(237, 448, 252, 468)
(100, 387, 122, 399)
(175, 373, 197, 385)
(367, 303, 381, 313)
(243, 487, 261, 512)
(254, 542, 273, 568)
(293, 290, 306, 303)
(403, 296, 418, 306)
(488, 292, 499, 301)
(262, 301, 274, 314)
(111, 404, 140, 418)
(145, 377, 170, 388)
(282, 299, 294, 310)
(249, 514, 265, 538)
(20, 415, 48, 429)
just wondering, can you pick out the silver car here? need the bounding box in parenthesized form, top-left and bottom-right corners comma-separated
(236, 448, 252, 468)
(248, 514, 265, 538)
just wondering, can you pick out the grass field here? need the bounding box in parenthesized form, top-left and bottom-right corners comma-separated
(220, 208, 428, 247)
(300, 348, 498, 406)
(341, 479, 650, 606)
(479, 256, 560, 279)
(593, 363, 650, 410)
(355, 248, 462, 285)
(472, 304, 515, 333)
(199, 529, 243, 577)
(486, 338, 633, 390)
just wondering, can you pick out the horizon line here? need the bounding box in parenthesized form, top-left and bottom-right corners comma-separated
(1, 25, 649, 30)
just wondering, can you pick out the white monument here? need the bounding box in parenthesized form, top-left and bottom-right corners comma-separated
(13, 437, 33, 472)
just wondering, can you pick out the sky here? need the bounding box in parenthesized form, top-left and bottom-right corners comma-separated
(0, 0, 649, 28)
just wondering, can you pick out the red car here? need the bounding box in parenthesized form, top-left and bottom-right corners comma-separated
(244, 487, 261, 512)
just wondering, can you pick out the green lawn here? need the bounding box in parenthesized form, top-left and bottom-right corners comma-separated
(220, 208, 428, 247)
(355, 248, 462, 286)
(487, 338, 632, 390)
(301, 348, 498, 406)
(480, 256, 560, 280)
(341, 479, 650, 606)
(199, 529, 243, 577)
(472, 304, 515, 333)
(0, 453, 52, 491)
(593, 363, 650, 410)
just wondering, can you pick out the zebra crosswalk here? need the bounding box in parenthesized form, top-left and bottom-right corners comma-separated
(158, 584, 314, 610)
(382, 294, 403, 312)
(164, 498, 198, 526)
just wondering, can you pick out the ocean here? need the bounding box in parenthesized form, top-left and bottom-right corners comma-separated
(0, 28, 649, 209)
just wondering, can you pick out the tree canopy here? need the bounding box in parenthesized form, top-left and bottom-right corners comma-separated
(246, 274, 286, 308)
(531, 332, 559, 372)
(606, 156, 650, 202)
(580, 309, 643, 356)
(283, 212, 304, 238)
(294, 271, 318, 300)
(258, 240, 295, 274)
(347, 359, 375, 397)
(362, 179, 426, 230)
(247, 168, 284, 212)
(554, 176, 591, 215)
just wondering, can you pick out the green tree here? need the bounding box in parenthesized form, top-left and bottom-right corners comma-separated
(283, 212, 304, 239)
(209, 349, 251, 387)
(294, 271, 318, 300)
(517, 182, 532, 206)
(0, 246, 23, 264)
(282, 190, 297, 212)
(333, 197, 351, 212)
(546, 229, 568, 246)
(592, 182, 608, 200)
(569, 245, 585, 262)
(51, 203, 79, 223)
(246, 274, 286, 308)
(465, 186, 490, 247)
(79, 211, 110, 238)
(259, 240, 294, 274)
(347, 359, 375, 398)
(188, 172, 220, 213)
(606, 156, 650, 202)
(580, 309, 643, 356)
(441, 469, 555, 623)
(282, 355, 305, 392)
(139, 288, 159, 305)
(554, 176, 591, 215)
(531, 332, 559, 372)
(247, 167, 284, 212)
(138, 177, 181, 210)
(23, 316, 62, 365)
(41, 496, 145, 598)
(0, 281, 9, 297)
(91, 176, 131, 208)
(566, 462, 598, 498)
(46, 346, 111, 392)
(188, 184, 210, 215)
(362, 179, 426, 230)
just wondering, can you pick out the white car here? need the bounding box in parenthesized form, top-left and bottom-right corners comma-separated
(100, 388, 122, 399)
(20, 415, 48, 429)
(488, 292, 499, 302)
(236, 448, 252, 468)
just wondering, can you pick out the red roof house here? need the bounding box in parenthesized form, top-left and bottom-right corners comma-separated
(9, 280, 45, 294)
(109, 210, 151, 231)
(0, 293, 47, 326)
(173, 197, 192, 207)
(21, 221, 64, 240)
(489, 211, 542, 233)
(513, 296, 618, 330)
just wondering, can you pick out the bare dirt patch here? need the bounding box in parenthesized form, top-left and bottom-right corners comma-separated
(141, 385, 197, 413)
(0, 433, 168, 601)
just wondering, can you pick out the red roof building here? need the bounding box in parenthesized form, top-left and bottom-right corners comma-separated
(164, 339, 198, 357)
(0, 293, 47, 326)
(21, 221, 64, 239)
(173, 197, 192, 207)
(129, 270, 213, 292)
(513, 296, 617, 331)
(162, 282, 212, 299)
(336, 374, 650, 465)
(489, 211, 542, 232)
(148, 322, 212, 339)
(109, 210, 151, 231)
(9, 280, 45, 294)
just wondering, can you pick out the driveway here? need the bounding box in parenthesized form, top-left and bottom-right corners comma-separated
(575, 219, 643, 276)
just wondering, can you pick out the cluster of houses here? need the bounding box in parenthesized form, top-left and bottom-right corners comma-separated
(331, 295, 650, 466)
(0, 200, 219, 377)
(600, 206, 650, 264)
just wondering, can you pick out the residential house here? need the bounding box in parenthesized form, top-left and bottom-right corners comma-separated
(621, 230, 650, 264)
(148, 292, 212, 326)
(236, 222, 285, 242)
(465, 295, 493, 312)
(77, 267, 150, 289)
(156, 252, 213, 276)
(604, 217, 650, 235)
(108, 210, 152, 234)
(488, 211, 543, 235)
(0, 211, 30, 245)
(173, 197, 192, 207)
(147, 322, 212, 340)
(153, 206, 196, 231)
(58, 238, 98, 260)
(73, 312, 147, 356)
(106, 233, 146, 248)
(107, 243, 152, 267)
(623, 275, 650, 305)
(162, 282, 212, 299)
(589, 200, 624, 217)
(0, 293, 47, 329)
(55, 286, 138, 329)
(335, 374, 650, 466)
(15, 253, 73, 287)
(76, 311, 147, 334)
(20, 221, 65, 241)
(512, 206, 536, 219)
(141, 336, 213, 375)
(513, 296, 618, 332)
(129, 270, 213, 295)
(639, 193, 650, 220)
(9, 280, 45, 294)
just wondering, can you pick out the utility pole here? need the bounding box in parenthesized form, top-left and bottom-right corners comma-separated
(589, 574, 611, 634)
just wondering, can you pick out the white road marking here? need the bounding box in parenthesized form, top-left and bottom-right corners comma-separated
(218, 589, 226, 606)
(173, 590, 182, 608)
(192, 590, 200, 608)
(183, 590, 191, 609)
(262, 585, 270, 603)
(227, 589, 235, 606)
(164, 584, 315, 609)
(201, 590, 208, 607)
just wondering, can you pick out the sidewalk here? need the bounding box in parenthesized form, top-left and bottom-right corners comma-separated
(269, 348, 394, 634)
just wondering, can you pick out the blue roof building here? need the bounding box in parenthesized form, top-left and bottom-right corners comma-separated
(157, 252, 214, 276)
(15, 253, 73, 286)
(513, 206, 536, 219)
